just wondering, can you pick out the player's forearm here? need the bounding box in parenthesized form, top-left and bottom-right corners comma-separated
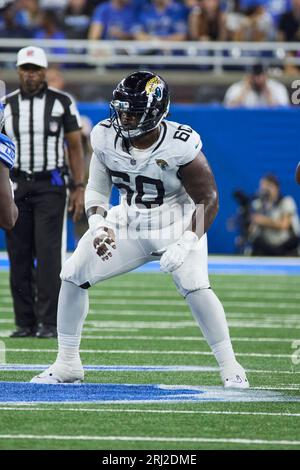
(85, 184, 111, 212)
(0, 163, 18, 229)
(85, 184, 112, 232)
(188, 191, 219, 239)
(0, 196, 18, 230)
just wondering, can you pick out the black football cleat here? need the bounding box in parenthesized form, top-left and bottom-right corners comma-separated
(35, 325, 57, 339)
(10, 327, 36, 338)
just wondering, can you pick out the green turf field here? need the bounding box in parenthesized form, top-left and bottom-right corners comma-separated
(0, 270, 300, 450)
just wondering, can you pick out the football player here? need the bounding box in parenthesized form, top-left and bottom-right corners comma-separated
(31, 71, 249, 388)
(0, 103, 18, 230)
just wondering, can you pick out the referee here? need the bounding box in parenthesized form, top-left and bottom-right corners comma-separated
(3, 46, 84, 338)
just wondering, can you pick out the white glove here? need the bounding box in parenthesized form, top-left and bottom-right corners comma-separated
(88, 213, 116, 260)
(160, 231, 199, 273)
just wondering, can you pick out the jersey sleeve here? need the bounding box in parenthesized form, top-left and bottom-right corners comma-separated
(91, 4, 106, 25)
(90, 121, 109, 161)
(174, 127, 203, 167)
(85, 152, 112, 212)
(0, 133, 15, 169)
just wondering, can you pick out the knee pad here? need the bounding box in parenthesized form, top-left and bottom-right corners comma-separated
(172, 265, 210, 297)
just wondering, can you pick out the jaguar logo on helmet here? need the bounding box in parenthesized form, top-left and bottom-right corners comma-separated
(145, 77, 163, 101)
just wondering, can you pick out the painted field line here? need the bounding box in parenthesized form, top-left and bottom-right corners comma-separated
(2, 288, 300, 298)
(0, 434, 299, 446)
(2, 298, 300, 310)
(2, 348, 294, 358)
(0, 407, 300, 418)
(1, 364, 300, 374)
(2, 321, 300, 332)
(3, 287, 297, 301)
(0, 286, 287, 297)
(0, 282, 299, 298)
(79, 335, 298, 344)
(87, 291, 300, 300)
(92, 283, 300, 291)
(0, 319, 288, 331)
(251, 386, 300, 391)
(0, 330, 297, 344)
(83, 320, 300, 329)
(247, 369, 300, 375)
(84, 323, 300, 331)
(1, 310, 300, 323)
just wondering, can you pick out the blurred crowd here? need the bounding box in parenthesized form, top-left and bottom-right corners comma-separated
(0, 0, 299, 44)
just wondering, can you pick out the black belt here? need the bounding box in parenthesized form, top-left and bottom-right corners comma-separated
(11, 168, 66, 182)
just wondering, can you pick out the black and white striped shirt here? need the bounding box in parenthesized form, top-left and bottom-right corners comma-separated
(3, 84, 81, 172)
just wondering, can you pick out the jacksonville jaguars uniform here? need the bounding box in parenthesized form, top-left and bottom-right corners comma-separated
(61, 118, 210, 296)
(31, 71, 249, 389)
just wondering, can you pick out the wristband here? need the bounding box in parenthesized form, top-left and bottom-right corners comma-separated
(180, 230, 199, 244)
(73, 182, 85, 189)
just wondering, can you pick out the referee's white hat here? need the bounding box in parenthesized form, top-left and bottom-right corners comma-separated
(16, 46, 48, 68)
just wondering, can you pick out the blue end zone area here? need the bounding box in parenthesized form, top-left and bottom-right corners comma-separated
(2, 254, 300, 275)
(0, 382, 299, 404)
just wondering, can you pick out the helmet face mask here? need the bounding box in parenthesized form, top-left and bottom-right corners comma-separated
(110, 71, 170, 139)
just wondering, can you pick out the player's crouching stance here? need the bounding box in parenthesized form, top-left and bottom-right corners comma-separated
(31, 71, 249, 389)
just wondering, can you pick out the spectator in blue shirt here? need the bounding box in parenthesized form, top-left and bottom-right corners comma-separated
(240, 0, 291, 24)
(133, 0, 187, 41)
(88, 0, 136, 40)
(34, 10, 67, 56)
(0, 1, 31, 38)
(18, 0, 42, 35)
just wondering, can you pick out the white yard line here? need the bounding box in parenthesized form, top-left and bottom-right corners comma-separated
(91, 282, 300, 290)
(0, 407, 300, 418)
(1, 288, 299, 299)
(1, 364, 300, 374)
(0, 330, 298, 343)
(1, 348, 295, 358)
(0, 319, 298, 330)
(1, 297, 300, 310)
(0, 434, 299, 446)
(251, 386, 300, 391)
(83, 321, 300, 330)
(1, 286, 298, 300)
(1, 310, 300, 322)
(78, 335, 297, 344)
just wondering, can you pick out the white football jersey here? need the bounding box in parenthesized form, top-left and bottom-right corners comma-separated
(90, 118, 202, 229)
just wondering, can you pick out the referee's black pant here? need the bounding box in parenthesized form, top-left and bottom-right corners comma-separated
(6, 175, 67, 329)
